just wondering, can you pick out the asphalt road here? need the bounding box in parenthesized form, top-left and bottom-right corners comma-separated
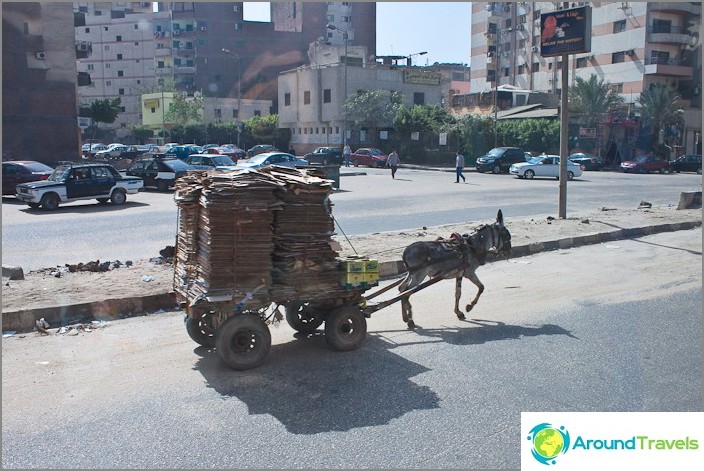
(2, 228, 701, 469)
(2, 168, 701, 271)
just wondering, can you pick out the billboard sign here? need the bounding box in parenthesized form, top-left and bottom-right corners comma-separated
(540, 6, 592, 57)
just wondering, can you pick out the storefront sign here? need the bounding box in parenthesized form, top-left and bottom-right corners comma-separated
(404, 69, 442, 85)
(144, 98, 160, 108)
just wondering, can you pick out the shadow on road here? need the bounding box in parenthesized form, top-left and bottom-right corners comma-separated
(192, 333, 440, 435)
(20, 201, 150, 214)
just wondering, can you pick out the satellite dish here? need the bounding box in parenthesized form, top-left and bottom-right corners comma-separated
(193, 91, 201, 98)
(484, 4, 492, 11)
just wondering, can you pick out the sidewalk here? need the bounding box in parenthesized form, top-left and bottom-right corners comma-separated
(2, 205, 701, 333)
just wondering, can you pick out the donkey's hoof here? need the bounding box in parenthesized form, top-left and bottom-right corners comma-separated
(407, 320, 416, 329)
(457, 313, 466, 320)
(465, 304, 474, 312)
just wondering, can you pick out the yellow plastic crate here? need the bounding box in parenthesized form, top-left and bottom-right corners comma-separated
(364, 260, 379, 273)
(339, 260, 365, 273)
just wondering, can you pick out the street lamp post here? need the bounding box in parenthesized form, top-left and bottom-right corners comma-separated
(326, 24, 348, 147)
(406, 51, 427, 67)
(221, 48, 242, 148)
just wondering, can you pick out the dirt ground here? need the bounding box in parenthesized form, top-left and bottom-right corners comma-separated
(2, 205, 700, 313)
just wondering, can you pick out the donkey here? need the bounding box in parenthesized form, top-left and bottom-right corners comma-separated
(398, 210, 511, 329)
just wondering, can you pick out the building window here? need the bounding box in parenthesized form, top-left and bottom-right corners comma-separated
(576, 57, 587, 68)
(105, 63, 111, 68)
(150, 108, 156, 113)
(652, 19, 672, 34)
(85, 28, 90, 33)
(119, 106, 126, 112)
(413, 92, 425, 105)
(613, 20, 626, 34)
(214, 109, 222, 118)
(87, 64, 94, 70)
(106, 81, 111, 86)
(304, 128, 308, 134)
(504, 18, 512, 28)
(233, 5, 240, 12)
(612, 51, 625, 63)
(234, 23, 243, 30)
(117, 53, 123, 60)
(118, 70, 124, 77)
(118, 88, 124, 95)
(135, 41, 139, 46)
(518, 39, 526, 49)
(518, 64, 525, 74)
(322, 127, 326, 134)
(342, 16, 350, 23)
(284, 93, 291, 106)
(136, 80, 141, 84)
(103, 26, 108, 31)
(95, 10, 102, 16)
(323, 89, 331, 103)
(104, 45, 110, 51)
(157, 60, 164, 68)
(134, 24, 139, 29)
(327, 14, 335, 22)
(304, 91, 311, 105)
(315, 127, 319, 134)
(116, 35, 122, 42)
(533, 62, 539, 71)
(650, 50, 670, 65)
(503, 67, 509, 76)
(609, 83, 624, 93)
(335, 127, 339, 134)
(232, 110, 239, 118)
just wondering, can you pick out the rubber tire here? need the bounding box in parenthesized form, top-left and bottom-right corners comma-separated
(111, 189, 127, 205)
(325, 305, 367, 352)
(353, 160, 359, 167)
(216, 313, 271, 370)
(285, 302, 325, 335)
(156, 179, 170, 192)
(40, 193, 60, 210)
(185, 312, 216, 348)
(97, 198, 109, 204)
(492, 165, 501, 174)
(567, 171, 574, 180)
(524, 169, 535, 179)
(659, 167, 665, 174)
(28, 203, 40, 209)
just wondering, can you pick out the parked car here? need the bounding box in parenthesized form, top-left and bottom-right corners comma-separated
(211, 145, 246, 161)
(2, 161, 54, 195)
(15, 163, 143, 210)
(303, 147, 343, 165)
(350, 148, 388, 168)
(247, 144, 278, 158)
(184, 154, 238, 171)
(81, 143, 108, 158)
(164, 145, 203, 160)
(510, 155, 583, 180)
(475, 147, 527, 174)
(94, 144, 135, 159)
(126, 157, 195, 192)
(135, 144, 159, 153)
(670, 154, 702, 173)
(620, 155, 672, 173)
(568, 152, 605, 171)
(235, 152, 309, 170)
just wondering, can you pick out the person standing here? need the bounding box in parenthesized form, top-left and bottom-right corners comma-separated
(455, 150, 466, 183)
(386, 149, 400, 179)
(343, 144, 352, 167)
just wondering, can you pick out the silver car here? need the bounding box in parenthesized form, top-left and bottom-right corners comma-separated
(509, 155, 583, 180)
(235, 152, 309, 170)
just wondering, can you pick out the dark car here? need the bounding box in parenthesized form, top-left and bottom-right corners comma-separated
(670, 154, 702, 173)
(247, 145, 278, 158)
(620, 155, 672, 173)
(126, 157, 196, 191)
(568, 153, 605, 171)
(350, 148, 388, 168)
(164, 145, 203, 161)
(475, 147, 526, 173)
(2, 161, 54, 195)
(211, 145, 246, 161)
(303, 147, 343, 165)
(235, 152, 309, 170)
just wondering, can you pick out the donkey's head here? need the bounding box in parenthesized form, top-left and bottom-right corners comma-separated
(488, 209, 511, 257)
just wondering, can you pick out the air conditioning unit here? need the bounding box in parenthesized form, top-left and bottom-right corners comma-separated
(487, 51, 494, 58)
(173, 30, 180, 36)
(200, 26, 207, 31)
(35, 51, 46, 60)
(531, 46, 539, 52)
(626, 49, 636, 56)
(515, 24, 525, 31)
(77, 43, 88, 51)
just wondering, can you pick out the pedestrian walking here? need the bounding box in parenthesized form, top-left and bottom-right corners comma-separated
(386, 149, 400, 179)
(343, 144, 352, 167)
(455, 150, 466, 183)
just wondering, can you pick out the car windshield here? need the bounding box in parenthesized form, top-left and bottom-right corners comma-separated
(527, 157, 543, 164)
(634, 156, 649, 162)
(163, 159, 193, 171)
(211, 156, 235, 166)
(369, 149, 382, 155)
(246, 155, 269, 165)
(487, 149, 504, 157)
(48, 166, 71, 181)
(24, 162, 53, 172)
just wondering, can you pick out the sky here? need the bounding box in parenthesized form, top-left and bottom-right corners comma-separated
(243, 2, 472, 66)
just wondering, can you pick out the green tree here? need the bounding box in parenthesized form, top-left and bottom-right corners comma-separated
(164, 92, 203, 144)
(568, 74, 624, 128)
(130, 125, 154, 144)
(89, 97, 121, 144)
(637, 84, 685, 156)
(345, 90, 402, 148)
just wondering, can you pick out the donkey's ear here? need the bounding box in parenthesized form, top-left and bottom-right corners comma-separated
(496, 209, 504, 226)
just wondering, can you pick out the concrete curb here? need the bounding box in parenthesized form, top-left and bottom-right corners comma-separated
(3, 220, 700, 333)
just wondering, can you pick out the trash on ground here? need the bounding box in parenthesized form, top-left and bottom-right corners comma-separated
(3, 331, 17, 338)
(142, 275, 155, 282)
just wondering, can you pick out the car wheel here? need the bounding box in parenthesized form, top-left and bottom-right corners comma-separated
(567, 171, 574, 180)
(27, 203, 40, 209)
(524, 169, 535, 179)
(97, 198, 109, 204)
(659, 167, 665, 174)
(40, 193, 60, 211)
(492, 165, 501, 174)
(111, 189, 127, 205)
(352, 160, 359, 167)
(156, 179, 170, 192)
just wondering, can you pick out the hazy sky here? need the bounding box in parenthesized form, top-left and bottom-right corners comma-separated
(243, 2, 472, 66)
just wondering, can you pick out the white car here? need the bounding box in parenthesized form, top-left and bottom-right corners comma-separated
(509, 155, 583, 180)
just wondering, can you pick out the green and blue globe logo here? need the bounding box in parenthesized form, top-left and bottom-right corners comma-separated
(527, 423, 571, 465)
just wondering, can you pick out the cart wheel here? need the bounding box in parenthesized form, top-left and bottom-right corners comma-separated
(325, 305, 367, 351)
(285, 302, 325, 335)
(185, 312, 216, 348)
(216, 313, 271, 370)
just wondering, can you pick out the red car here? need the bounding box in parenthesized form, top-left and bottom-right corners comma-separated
(212, 145, 246, 161)
(2, 161, 54, 195)
(620, 155, 672, 173)
(350, 148, 388, 168)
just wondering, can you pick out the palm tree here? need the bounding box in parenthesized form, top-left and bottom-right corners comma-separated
(89, 97, 122, 144)
(568, 75, 624, 128)
(637, 84, 684, 155)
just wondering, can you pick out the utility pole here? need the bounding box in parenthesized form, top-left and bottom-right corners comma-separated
(326, 24, 348, 148)
(222, 48, 243, 148)
(558, 2, 570, 219)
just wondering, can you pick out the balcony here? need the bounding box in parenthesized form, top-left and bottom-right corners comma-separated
(155, 66, 172, 75)
(154, 48, 171, 57)
(644, 57, 694, 78)
(649, 2, 701, 15)
(75, 41, 92, 59)
(175, 46, 195, 56)
(647, 26, 696, 45)
(174, 65, 196, 74)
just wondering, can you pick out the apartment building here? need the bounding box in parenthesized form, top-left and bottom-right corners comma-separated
(3, 2, 80, 163)
(74, 2, 376, 140)
(470, 2, 702, 156)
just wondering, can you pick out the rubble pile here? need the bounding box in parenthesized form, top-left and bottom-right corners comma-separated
(173, 169, 283, 306)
